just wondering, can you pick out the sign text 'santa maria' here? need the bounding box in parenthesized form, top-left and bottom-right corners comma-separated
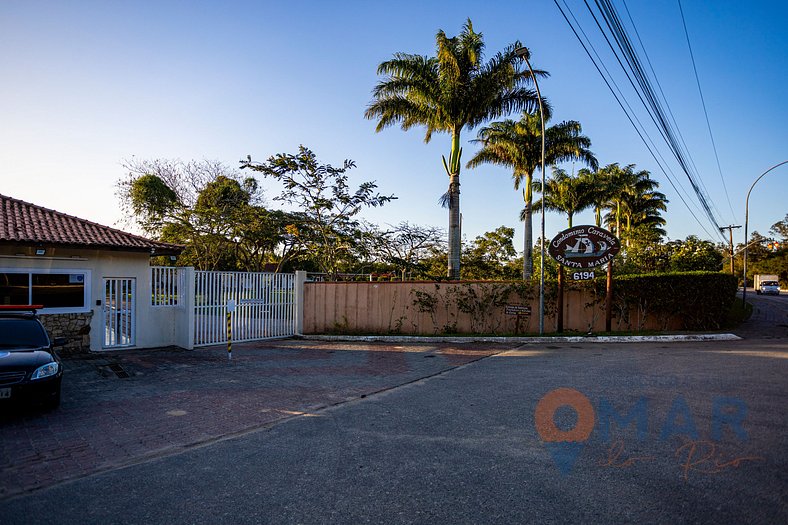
(547, 225, 620, 269)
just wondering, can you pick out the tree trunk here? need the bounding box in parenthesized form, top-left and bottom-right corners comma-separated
(522, 174, 534, 280)
(448, 173, 461, 280)
(522, 200, 533, 280)
(447, 131, 462, 281)
(626, 214, 631, 247)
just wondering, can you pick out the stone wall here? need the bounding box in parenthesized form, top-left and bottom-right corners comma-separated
(39, 313, 93, 356)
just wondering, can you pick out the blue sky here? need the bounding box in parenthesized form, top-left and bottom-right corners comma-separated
(1, 0, 786, 250)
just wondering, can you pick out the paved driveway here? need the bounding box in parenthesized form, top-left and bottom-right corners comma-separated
(1, 302, 787, 524)
(0, 340, 506, 500)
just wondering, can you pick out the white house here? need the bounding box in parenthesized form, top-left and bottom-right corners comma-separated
(0, 194, 191, 354)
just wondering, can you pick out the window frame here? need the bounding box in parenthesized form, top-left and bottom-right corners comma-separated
(0, 268, 92, 314)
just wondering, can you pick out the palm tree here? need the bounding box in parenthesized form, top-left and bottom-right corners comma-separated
(467, 113, 597, 279)
(365, 19, 544, 280)
(577, 167, 609, 228)
(601, 164, 667, 244)
(530, 167, 595, 228)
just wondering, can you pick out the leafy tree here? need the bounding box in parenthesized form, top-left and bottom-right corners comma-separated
(118, 159, 261, 233)
(531, 167, 595, 228)
(738, 230, 788, 287)
(241, 146, 395, 278)
(419, 246, 450, 280)
(468, 113, 597, 278)
(362, 222, 446, 280)
(601, 164, 667, 245)
(117, 159, 296, 271)
(769, 214, 788, 242)
(365, 19, 545, 280)
(232, 208, 305, 273)
(127, 174, 180, 234)
(617, 243, 672, 274)
(668, 236, 723, 272)
(462, 226, 519, 280)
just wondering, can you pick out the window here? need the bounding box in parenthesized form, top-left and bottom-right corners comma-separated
(0, 273, 28, 304)
(0, 269, 91, 313)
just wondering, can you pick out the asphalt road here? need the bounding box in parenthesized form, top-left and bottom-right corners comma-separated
(1, 296, 786, 524)
(737, 290, 788, 339)
(2, 342, 786, 524)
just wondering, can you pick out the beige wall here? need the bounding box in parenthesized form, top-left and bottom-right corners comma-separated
(0, 245, 191, 351)
(303, 281, 682, 335)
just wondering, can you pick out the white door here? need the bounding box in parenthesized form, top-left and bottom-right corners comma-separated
(103, 278, 136, 348)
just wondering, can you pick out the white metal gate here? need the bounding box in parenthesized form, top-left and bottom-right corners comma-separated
(103, 277, 136, 348)
(194, 271, 295, 346)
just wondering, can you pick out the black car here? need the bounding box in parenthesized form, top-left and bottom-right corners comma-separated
(0, 307, 64, 410)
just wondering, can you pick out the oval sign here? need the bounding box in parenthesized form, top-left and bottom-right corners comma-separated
(548, 225, 620, 269)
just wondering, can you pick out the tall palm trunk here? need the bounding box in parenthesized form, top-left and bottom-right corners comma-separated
(522, 203, 532, 279)
(448, 174, 461, 279)
(522, 174, 534, 279)
(625, 214, 631, 247)
(447, 130, 462, 280)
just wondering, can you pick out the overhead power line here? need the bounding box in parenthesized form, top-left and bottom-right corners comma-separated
(677, 0, 736, 222)
(554, 0, 728, 242)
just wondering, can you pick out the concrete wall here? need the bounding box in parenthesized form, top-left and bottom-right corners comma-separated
(303, 281, 682, 335)
(0, 245, 190, 352)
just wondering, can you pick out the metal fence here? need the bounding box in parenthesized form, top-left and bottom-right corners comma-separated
(151, 266, 182, 307)
(194, 271, 295, 346)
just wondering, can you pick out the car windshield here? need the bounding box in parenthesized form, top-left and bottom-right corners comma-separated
(0, 318, 50, 349)
(763, 281, 779, 286)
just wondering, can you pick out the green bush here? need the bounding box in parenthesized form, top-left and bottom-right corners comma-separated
(611, 271, 737, 330)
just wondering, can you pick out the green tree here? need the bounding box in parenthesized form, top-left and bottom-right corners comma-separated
(233, 208, 305, 272)
(362, 222, 446, 280)
(241, 146, 395, 278)
(531, 167, 595, 228)
(118, 159, 288, 271)
(601, 164, 667, 245)
(668, 235, 724, 272)
(468, 113, 597, 278)
(769, 214, 788, 242)
(365, 19, 544, 280)
(461, 226, 519, 280)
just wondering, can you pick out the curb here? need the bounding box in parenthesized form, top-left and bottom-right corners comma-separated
(300, 333, 742, 344)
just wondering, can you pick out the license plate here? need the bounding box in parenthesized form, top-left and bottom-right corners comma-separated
(0, 388, 11, 399)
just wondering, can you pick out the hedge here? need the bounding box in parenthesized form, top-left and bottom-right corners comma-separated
(609, 271, 737, 330)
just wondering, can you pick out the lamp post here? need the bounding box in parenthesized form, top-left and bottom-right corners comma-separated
(514, 46, 546, 335)
(742, 160, 788, 306)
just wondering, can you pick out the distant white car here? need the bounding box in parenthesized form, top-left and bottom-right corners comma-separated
(759, 281, 781, 295)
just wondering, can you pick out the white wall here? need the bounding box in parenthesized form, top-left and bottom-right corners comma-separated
(0, 245, 189, 351)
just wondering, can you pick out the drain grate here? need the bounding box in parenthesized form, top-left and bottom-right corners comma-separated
(108, 363, 130, 378)
(97, 362, 131, 378)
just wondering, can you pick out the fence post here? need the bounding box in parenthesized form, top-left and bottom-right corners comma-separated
(182, 267, 196, 349)
(294, 270, 306, 336)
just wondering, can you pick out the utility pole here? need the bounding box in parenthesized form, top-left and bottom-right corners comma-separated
(719, 225, 741, 274)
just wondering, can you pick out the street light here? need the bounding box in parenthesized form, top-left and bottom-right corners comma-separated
(514, 46, 546, 335)
(742, 160, 788, 305)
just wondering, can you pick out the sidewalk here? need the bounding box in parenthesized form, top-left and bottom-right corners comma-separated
(0, 339, 510, 500)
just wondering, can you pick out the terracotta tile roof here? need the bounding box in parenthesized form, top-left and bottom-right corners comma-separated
(0, 194, 182, 255)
